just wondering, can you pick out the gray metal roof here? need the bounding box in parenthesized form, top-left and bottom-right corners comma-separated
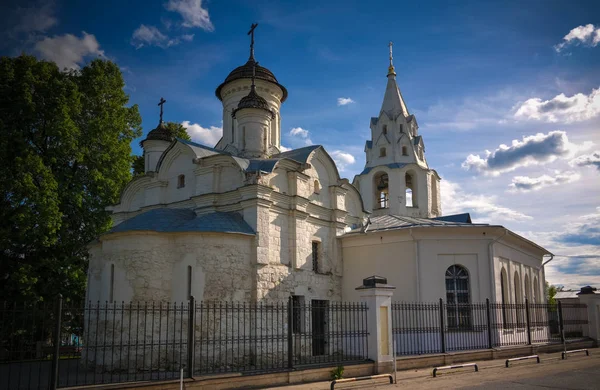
(110, 208, 255, 235)
(358, 163, 408, 176)
(173, 140, 320, 174)
(433, 213, 472, 224)
(271, 145, 321, 164)
(347, 213, 485, 234)
(555, 291, 580, 299)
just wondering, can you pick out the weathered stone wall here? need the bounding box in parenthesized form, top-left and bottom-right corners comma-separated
(88, 232, 254, 303)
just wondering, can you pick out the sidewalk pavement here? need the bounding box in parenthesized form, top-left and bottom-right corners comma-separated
(263, 348, 598, 390)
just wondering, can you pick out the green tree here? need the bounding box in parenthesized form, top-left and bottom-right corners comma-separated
(0, 55, 142, 303)
(545, 281, 563, 306)
(131, 122, 191, 176)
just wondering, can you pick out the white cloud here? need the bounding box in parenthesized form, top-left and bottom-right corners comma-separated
(419, 89, 519, 132)
(131, 25, 168, 48)
(34, 32, 104, 70)
(14, 2, 57, 34)
(290, 127, 309, 138)
(131, 25, 192, 49)
(279, 145, 292, 152)
(462, 131, 592, 176)
(441, 179, 532, 223)
(166, 0, 214, 31)
(337, 97, 355, 106)
(289, 127, 313, 145)
(181, 121, 222, 146)
(181, 34, 194, 42)
(554, 24, 600, 52)
(330, 150, 356, 172)
(514, 87, 600, 123)
(508, 171, 580, 192)
(570, 151, 600, 171)
(522, 207, 600, 289)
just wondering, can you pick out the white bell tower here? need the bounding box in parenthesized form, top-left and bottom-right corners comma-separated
(353, 42, 441, 218)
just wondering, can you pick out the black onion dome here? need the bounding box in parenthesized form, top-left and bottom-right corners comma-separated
(233, 86, 274, 118)
(141, 122, 173, 146)
(215, 59, 288, 102)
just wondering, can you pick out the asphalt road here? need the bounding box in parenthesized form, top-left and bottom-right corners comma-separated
(268, 351, 600, 390)
(379, 353, 599, 390)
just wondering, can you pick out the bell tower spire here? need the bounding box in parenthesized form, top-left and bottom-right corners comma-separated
(388, 41, 396, 76)
(352, 42, 442, 219)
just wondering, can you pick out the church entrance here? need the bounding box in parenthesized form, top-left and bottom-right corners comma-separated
(311, 300, 328, 356)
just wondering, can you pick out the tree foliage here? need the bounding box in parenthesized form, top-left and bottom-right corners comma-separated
(131, 122, 191, 176)
(545, 281, 563, 306)
(0, 55, 142, 303)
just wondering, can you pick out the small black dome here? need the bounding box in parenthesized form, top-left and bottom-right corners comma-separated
(233, 86, 273, 118)
(215, 59, 288, 102)
(141, 122, 172, 146)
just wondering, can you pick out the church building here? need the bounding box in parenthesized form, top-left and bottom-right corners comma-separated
(87, 30, 551, 312)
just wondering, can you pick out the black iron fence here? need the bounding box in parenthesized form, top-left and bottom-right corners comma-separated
(0, 297, 369, 389)
(392, 299, 589, 356)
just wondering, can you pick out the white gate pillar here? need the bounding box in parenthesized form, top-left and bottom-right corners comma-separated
(356, 276, 396, 374)
(577, 286, 600, 342)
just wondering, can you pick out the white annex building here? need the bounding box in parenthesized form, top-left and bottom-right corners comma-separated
(87, 35, 551, 312)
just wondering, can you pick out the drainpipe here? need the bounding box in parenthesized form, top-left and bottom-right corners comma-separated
(409, 228, 420, 301)
(541, 254, 555, 267)
(538, 253, 554, 303)
(488, 228, 508, 303)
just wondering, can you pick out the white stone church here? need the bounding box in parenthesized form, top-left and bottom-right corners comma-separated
(87, 37, 550, 310)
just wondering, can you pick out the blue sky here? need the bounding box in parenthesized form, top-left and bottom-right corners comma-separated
(2, 0, 599, 289)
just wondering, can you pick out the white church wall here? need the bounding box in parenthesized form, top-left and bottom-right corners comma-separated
(269, 167, 289, 194)
(341, 228, 500, 304)
(493, 240, 545, 304)
(219, 165, 244, 193)
(87, 232, 255, 303)
(341, 233, 416, 302)
(417, 236, 490, 302)
(163, 153, 196, 204)
(195, 168, 214, 195)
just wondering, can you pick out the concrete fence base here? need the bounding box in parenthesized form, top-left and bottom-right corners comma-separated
(63, 341, 596, 390)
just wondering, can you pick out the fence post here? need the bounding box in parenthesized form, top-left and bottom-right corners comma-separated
(187, 296, 195, 378)
(486, 298, 493, 349)
(50, 294, 63, 390)
(525, 298, 532, 345)
(439, 298, 446, 353)
(287, 296, 293, 369)
(558, 300, 565, 343)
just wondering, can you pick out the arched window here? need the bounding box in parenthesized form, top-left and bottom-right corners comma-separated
(533, 276, 540, 303)
(382, 125, 387, 135)
(187, 265, 192, 300)
(446, 265, 471, 328)
(379, 147, 386, 157)
(524, 274, 531, 301)
(514, 271, 524, 326)
(501, 268, 509, 327)
(374, 172, 389, 209)
(109, 264, 115, 303)
(313, 180, 320, 194)
(177, 174, 185, 189)
(402, 146, 408, 156)
(405, 172, 416, 207)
